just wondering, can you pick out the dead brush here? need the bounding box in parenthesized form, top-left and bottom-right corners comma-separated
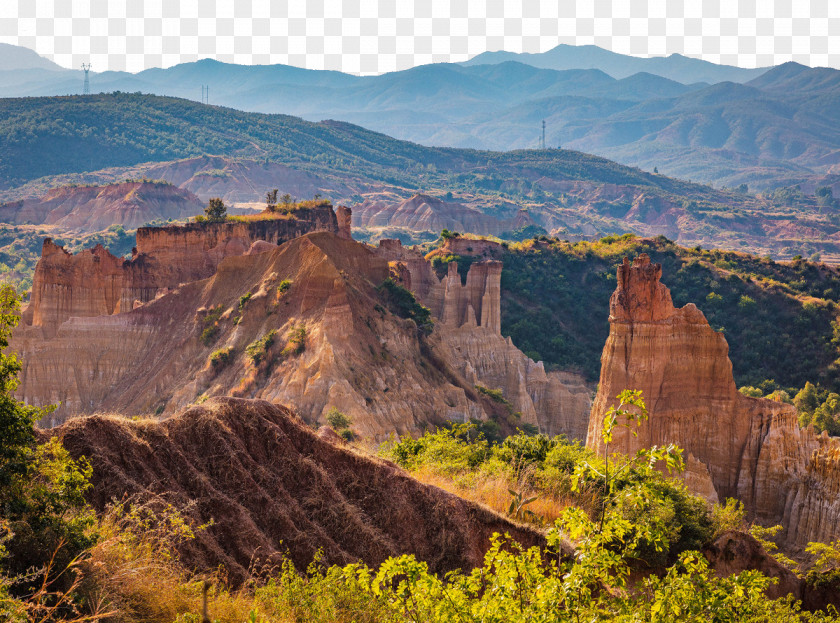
(73, 499, 252, 623)
(3, 537, 116, 623)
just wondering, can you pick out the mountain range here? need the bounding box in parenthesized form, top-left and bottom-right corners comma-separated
(2, 43, 839, 190)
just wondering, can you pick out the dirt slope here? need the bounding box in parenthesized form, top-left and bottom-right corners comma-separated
(0, 181, 203, 229)
(53, 397, 544, 584)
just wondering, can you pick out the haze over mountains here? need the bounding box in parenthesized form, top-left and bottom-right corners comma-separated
(2, 43, 839, 191)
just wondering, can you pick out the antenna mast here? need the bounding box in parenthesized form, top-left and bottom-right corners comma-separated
(81, 63, 91, 95)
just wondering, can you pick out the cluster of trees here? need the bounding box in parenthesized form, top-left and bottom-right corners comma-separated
(494, 235, 840, 390)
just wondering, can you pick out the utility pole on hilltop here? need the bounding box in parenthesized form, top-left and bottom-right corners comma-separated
(82, 63, 91, 95)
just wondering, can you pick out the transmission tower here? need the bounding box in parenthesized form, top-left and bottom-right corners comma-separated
(201, 84, 209, 104)
(81, 63, 91, 95)
(541, 119, 546, 150)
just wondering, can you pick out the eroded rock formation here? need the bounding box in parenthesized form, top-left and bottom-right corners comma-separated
(13, 226, 590, 440)
(588, 254, 840, 546)
(378, 239, 591, 439)
(353, 193, 535, 236)
(22, 206, 340, 336)
(0, 181, 203, 230)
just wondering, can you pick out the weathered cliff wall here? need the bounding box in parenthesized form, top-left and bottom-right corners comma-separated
(587, 254, 840, 546)
(0, 181, 203, 230)
(378, 239, 592, 439)
(20, 207, 340, 335)
(15, 230, 588, 440)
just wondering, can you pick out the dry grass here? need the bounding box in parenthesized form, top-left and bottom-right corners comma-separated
(78, 506, 256, 623)
(409, 465, 577, 528)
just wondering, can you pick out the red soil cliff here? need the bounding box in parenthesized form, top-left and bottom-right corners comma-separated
(588, 254, 840, 546)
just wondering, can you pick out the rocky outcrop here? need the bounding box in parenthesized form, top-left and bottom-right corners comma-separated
(20, 206, 340, 336)
(0, 181, 203, 230)
(335, 205, 352, 239)
(587, 254, 840, 547)
(378, 239, 592, 439)
(14, 230, 590, 440)
(353, 194, 535, 236)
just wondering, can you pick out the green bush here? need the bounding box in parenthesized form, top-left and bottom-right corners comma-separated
(376, 278, 433, 334)
(326, 407, 350, 432)
(209, 347, 233, 369)
(0, 285, 95, 593)
(245, 329, 276, 364)
(711, 498, 747, 537)
(277, 279, 292, 295)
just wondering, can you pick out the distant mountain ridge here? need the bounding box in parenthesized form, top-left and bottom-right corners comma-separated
(2, 43, 838, 189)
(462, 44, 770, 84)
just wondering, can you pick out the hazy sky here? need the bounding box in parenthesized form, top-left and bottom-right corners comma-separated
(1, 0, 838, 74)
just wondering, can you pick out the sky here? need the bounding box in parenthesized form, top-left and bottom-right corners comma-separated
(1, 0, 838, 74)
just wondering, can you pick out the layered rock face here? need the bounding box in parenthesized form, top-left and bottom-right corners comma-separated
(14, 227, 590, 440)
(378, 239, 592, 439)
(587, 254, 840, 546)
(21, 206, 340, 336)
(353, 193, 536, 236)
(0, 181, 203, 230)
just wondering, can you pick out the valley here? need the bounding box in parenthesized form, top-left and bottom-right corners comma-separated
(4, 47, 840, 619)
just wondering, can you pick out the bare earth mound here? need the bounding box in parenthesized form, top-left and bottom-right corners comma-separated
(53, 397, 544, 584)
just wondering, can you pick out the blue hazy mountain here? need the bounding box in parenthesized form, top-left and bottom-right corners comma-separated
(2, 44, 838, 189)
(462, 44, 769, 84)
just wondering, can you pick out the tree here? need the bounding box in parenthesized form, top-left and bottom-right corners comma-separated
(205, 197, 227, 222)
(0, 285, 94, 587)
(265, 188, 278, 211)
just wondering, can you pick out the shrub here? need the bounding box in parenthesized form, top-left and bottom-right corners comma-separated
(281, 324, 307, 357)
(238, 292, 252, 310)
(326, 407, 350, 431)
(475, 384, 509, 405)
(277, 279, 292, 295)
(199, 305, 224, 346)
(204, 197, 227, 222)
(245, 329, 276, 364)
(376, 278, 433, 334)
(209, 347, 232, 369)
(711, 497, 747, 537)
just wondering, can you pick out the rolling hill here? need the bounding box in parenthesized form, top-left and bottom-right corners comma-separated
(1, 44, 837, 190)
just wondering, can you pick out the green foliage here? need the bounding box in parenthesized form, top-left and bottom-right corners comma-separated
(507, 488, 538, 519)
(281, 324, 307, 356)
(376, 278, 433, 334)
(805, 540, 840, 588)
(277, 279, 292, 295)
(797, 384, 840, 435)
(239, 291, 252, 310)
(0, 285, 95, 593)
(750, 524, 799, 572)
(209, 347, 233, 369)
(199, 305, 224, 346)
(474, 384, 510, 406)
(326, 407, 351, 432)
(245, 329, 276, 364)
(499, 236, 840, 390)
(711, 497, 747, 537)
(499, 224, 548, 241)
(204, 197, 227, 222)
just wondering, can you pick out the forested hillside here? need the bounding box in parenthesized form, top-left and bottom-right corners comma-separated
(0, 92, 730, 196)
(492, 235, 840, 395)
